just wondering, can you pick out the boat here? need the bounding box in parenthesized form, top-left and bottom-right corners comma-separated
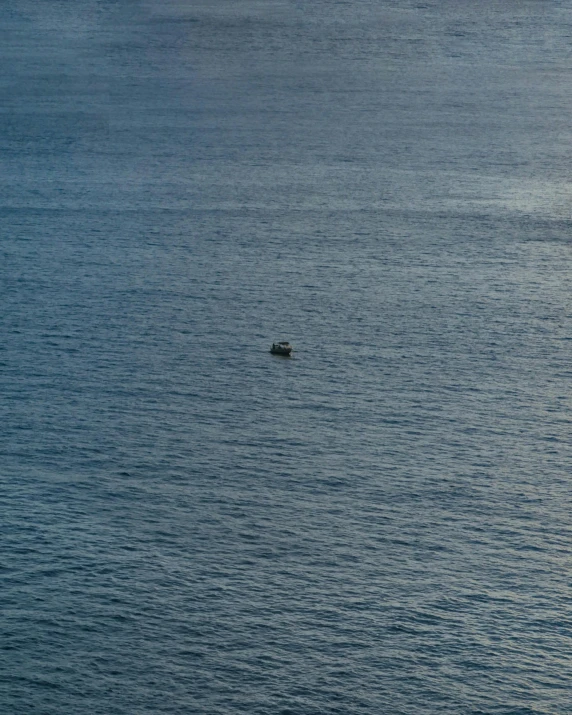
(270, 341, 292, 356)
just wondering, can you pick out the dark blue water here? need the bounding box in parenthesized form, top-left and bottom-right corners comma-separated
(2, 1, 572, 713)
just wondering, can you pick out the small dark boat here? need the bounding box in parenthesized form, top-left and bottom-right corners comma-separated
(270, 341, 292, 356)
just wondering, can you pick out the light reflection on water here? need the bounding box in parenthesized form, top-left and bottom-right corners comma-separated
(1, 1, 572, 713)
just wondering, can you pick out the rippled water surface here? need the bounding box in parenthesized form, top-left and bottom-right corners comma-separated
(2, 1, 572, 713)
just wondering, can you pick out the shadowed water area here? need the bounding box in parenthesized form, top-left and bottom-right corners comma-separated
(1, 1, 572, 713)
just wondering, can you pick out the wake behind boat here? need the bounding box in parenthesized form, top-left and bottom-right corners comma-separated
(270, 341, 292, 356)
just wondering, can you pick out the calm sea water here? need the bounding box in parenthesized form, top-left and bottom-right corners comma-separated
(2, 1, 572, 713)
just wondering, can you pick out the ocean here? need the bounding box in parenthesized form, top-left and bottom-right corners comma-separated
(1, 1, 572, 712)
